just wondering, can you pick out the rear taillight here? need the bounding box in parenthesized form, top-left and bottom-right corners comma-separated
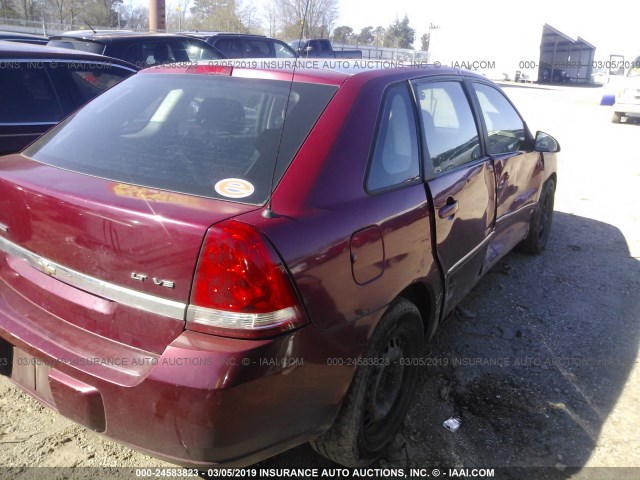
(186, 220, 307, 339)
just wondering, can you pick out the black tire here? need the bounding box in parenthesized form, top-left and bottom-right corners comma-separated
(612, 111, 623, 124)
(310, 299, 424, 467)
(517, 179, 555, 255)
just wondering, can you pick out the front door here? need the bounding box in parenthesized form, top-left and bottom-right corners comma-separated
(413, 79, 496, 316)
(470, 82, 543, 267)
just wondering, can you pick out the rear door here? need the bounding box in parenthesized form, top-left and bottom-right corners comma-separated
(414, 78, 496, 316)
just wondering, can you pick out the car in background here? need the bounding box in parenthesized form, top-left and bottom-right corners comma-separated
(47, 31, 224, 69)
(179, 32, 296, 58)
(611, 56, 640, 123)
(0, 41, 137, 155)
(0, 31, 48, 45)
(290, 38, 362, 58)
(0, 60, 558, 468)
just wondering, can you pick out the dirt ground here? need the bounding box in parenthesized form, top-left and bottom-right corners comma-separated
(1, 83, 639, 480)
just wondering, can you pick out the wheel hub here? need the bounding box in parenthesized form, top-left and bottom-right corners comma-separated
(363, 334, 405, 437)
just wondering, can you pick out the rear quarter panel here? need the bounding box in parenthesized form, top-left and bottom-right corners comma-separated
(240, 73, 442, 336)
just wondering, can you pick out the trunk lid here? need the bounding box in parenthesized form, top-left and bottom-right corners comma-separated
(0, 155, 258, 353)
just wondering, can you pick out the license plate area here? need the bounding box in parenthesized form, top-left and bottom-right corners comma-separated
(4, 345, 54, 405)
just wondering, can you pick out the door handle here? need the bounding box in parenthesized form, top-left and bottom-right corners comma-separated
(438, 198, 459, 219)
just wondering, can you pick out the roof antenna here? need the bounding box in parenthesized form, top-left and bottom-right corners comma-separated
(83, 20, 97, 33)
(262, 0, 310, 219)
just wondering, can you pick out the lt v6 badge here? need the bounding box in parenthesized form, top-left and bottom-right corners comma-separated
(131, 272, 175, 289)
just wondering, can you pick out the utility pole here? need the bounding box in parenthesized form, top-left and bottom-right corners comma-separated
(149, 0, 166, 32)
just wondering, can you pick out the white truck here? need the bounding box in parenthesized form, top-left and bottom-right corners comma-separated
(611, 55, 640, 123)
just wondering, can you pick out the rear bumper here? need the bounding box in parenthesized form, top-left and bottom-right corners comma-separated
(613, 101, 640, 116)
(0, 280, 375, 467)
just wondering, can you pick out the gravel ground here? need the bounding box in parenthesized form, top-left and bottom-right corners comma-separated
(1, 83, 639, 480)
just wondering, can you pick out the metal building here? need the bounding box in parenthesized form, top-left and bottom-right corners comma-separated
(538, 24, 595, 83)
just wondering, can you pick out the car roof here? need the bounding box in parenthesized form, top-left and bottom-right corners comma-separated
(49, 31, 205, 44)
(143, 59, 487, 87)
(0, 31, 48, 40)
(178, 32, 268, 38)
(0, 40, 138, 69)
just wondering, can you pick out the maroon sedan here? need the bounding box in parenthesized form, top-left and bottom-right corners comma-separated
(0, 61, 558, 467)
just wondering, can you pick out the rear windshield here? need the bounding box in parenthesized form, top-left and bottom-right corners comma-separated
(25, 72, 337, 204)
(48, 39, 105, 55)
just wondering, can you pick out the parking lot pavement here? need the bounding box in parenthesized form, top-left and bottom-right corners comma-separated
(1, 84, 639, 477)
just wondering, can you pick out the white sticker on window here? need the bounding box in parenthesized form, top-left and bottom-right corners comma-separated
(214, 178, 255, 199)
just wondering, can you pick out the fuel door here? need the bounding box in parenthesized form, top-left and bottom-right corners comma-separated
(349, 226, 385, 285)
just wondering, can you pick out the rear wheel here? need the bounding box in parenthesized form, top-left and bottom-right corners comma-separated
(310, 299, 424, 467)
(517, 179, 555, 254)
(612, 111, 623, 123)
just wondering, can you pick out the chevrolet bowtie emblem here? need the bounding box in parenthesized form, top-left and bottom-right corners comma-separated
(37, 259, 57, 276)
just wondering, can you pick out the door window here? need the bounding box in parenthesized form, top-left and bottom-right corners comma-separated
(245, 39, 272, 57)
(141, 42, 176, 66)
(52, 63, 134, 108)
(0, 65, 62, 123)
(473, 83, 525, 155)
(366, 84, 420, 192)
(274, 40, 295, 58)
(415, 81, 481, 173)
(213, 38, 244, 58)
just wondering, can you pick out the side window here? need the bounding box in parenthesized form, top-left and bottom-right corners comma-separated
(125, 43, 176, 68)
(213, 38, 244, 58)
(274, 40, 295, 58)
(53, 64, 134, 108)
(366, 84, 420, 192)
(0, 65, 62, 123)
(182, 40, 221, 61)
(245, 39, 272, 58)
(415, 81, 481, 174)
(122, 44, 142, 66)
(473, 83, 525, 155)
(143, 42, 176, 66)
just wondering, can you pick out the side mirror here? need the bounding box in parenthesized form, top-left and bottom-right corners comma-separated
(534, 131, 560, 153)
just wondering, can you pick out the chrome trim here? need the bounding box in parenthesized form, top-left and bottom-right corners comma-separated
(0, 223, 8, 233)
(0, 235, 186, 321)
(187, 305, 298, 330)
(447, 231, 495, 276)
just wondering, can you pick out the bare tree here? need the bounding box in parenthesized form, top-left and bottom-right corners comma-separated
(263, 1, 277, 37)
(373, 26, 385, 45)
(51, 0, 65, 24)
(238, 1, 262, 34)
(67, 0, 78, 26)
(166, 0, 189, 31)
(20, 0, 38, 22)
(190, 0, 243, 32)
(274, 0, 338, 40)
